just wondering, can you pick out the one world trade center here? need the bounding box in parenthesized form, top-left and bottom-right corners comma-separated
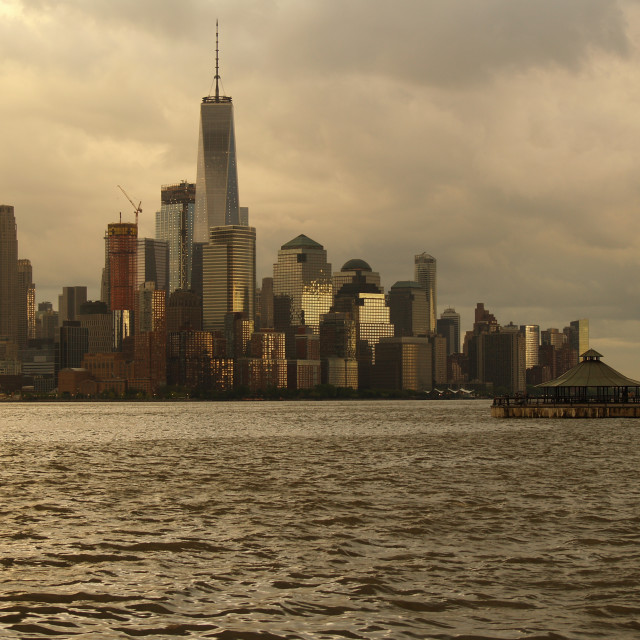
(194, 24, 241, 243)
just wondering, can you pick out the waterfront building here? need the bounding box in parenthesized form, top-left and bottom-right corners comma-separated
(373, 337, 431, 392)
(0, 205, 19, 345)
(202, 226, 256, 331)
(414, 252, 437, 333)
(137, 238, 169, 294)
(388, 281, 428, 337)
(155, 181, 194, 291)
(167, 330, 232, 390)
(437, 307, 461, 355)
(194, 25, 241, 242)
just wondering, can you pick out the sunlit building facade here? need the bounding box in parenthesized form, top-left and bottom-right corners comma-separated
(374, 337, 432, 392)
(273, 235, 333, 355)
(520, 324, 540, 369)
(202, 226, 256, 331)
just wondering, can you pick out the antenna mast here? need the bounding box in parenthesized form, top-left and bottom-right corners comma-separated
(215, 19, 220, 102)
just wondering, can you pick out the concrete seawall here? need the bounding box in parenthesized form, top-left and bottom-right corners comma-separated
(492, 404, 640, 418)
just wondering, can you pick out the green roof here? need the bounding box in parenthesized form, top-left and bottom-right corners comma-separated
(391, 280, 421, 289)
(281, 234, 323, 250)
(537, 351, 640, 388)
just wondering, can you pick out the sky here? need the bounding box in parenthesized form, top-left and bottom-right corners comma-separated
(2, 0, 640, 376)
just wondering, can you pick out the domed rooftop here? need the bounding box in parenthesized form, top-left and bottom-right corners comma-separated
(341, 258, 372, 272)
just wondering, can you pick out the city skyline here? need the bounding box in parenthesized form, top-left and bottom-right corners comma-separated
(2, 1, 640, 376)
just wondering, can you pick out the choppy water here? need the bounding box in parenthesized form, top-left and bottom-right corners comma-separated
(0, 400, 639, 639)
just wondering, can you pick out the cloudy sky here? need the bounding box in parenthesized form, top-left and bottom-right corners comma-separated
(2, 0, 640, 375)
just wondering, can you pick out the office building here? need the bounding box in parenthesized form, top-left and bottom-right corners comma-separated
(437, 307, 461, 355)
(194, 26, 241, 241)
(258, 276, 274, 329)
(167, 289, 202, 332)
(137, 238, 169, 293)
(414, 252, 437, 333)
(155, 181, 194, 291)
(17, 258, 35, 349)
(333, 259, 382, 295)
(105, 222, 137, 347)
(0, 205, 18, 344)
(568, 319, 589, 357)
(273, 234, 333, 352)
(78, 301, 113, 354)
(57, 321, 89, 371)
(374, 337, 431, 392)
(388, 281, 428, 337)
(520, 324, 540, 369)
(58, 286, 88, 323)
(202, 225, 256, 331)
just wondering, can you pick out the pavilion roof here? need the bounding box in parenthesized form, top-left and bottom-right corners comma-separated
(537, 350, 640, 388)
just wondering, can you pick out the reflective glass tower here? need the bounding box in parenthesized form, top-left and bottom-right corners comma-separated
(156, 181, 194, 291)
(194, 24, 241, 242)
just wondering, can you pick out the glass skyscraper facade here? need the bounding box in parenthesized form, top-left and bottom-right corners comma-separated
(156, 181, 194, 292)
(194, 95, 240, 242)
(202, 225, 256, 331)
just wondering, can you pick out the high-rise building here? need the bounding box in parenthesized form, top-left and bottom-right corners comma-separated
(437, 307, 461, 355)
(167, 289, 202, 333)
(332, 259, 382, 295)
(155, 181, 194, 292)
(374, 337, 432, 392)
(78, 301, 113, 354)
(273, 234, 333, 341)
(17, 258, 35, 349)
(414, 252, 437, 333)
(105, 222, 138, 348)
(194, 25, 241, 242)
(105, 223, 137, 311)
(0, 205, 18, 344)
(520, 324, 540, 369)
(58, 286, 88, 324)
(137, 238, 169, 293)
(258, 276, 274, 329)
(568, 319, 589, 357)
(202, 225, 256, 331)
(57, 321, 89, 371)
(388, 281, 428, 337)
(541, 327, 566, 348)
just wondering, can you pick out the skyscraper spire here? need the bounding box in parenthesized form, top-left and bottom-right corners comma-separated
(215, 19, 220, 102)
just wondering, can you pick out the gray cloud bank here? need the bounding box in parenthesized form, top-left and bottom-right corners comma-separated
(2, 0, 640, 375)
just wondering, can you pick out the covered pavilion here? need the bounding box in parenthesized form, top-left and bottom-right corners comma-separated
(536, 349, 640, 404)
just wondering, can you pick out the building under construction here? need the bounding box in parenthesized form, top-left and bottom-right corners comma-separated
(105, 222, 138, 311)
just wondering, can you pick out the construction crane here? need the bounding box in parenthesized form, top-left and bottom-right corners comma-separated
(117, 185, 142, 226)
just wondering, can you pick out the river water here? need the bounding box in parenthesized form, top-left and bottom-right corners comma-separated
(0, 400, 638, 639)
